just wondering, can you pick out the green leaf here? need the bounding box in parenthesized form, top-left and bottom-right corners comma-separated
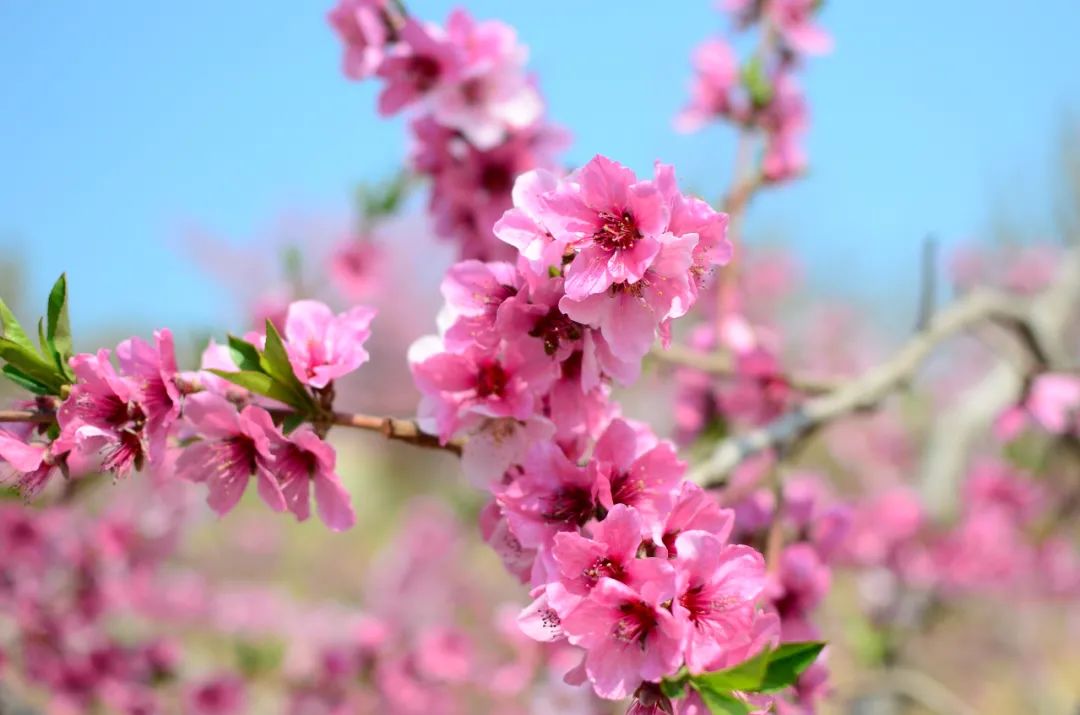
(2, 364, 54, 395)
(207, 369, 301, 407)
(693, 647, 771, 692)
(0, 338, 65, 393)
(660, 677, 688, 700)
(0, 297, 36, 353)
(741, 56, 774, 109)
(693, 685, 751, 715)
(45, 273, 73, 376)
(280, 412, 305, 435)
(759, 641, 825, 692)
(260, 320, 313, 409)
(235, 640, 284, 678)
(227, 335, 263, 373)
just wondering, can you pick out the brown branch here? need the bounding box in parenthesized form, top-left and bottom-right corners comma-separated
(330, 411, 461, 454)
(0, 408, 459, 455)
(0, 409, 54, 424)
(650, 344, 839, 395)
(688, 268, 1077, 486)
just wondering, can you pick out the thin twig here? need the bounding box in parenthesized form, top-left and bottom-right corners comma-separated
(0, 408, 459, 455)
(0, 409, 54, 424)
(650, 344, 839, 394)
(913, 234, 938, 333)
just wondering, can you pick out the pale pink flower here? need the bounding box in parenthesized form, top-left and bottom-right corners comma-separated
(328, 0, 394, 80)
(653, 481, 735, 558)
(499, 441, 600, 550)
(410, 337, 555, 442)
(116, 329, 181, 465)
(493, 169, 567, 279)
(284, 300, 376, 389)
(56, 350, 148, 476)
(546, 156, 670, 299)
(429, 10, 543, 150)
(676, 38, 739, 132)
(1027, 373, 1080, 435)
(440, 259, 521, 352)
(328, 239, 383, 301)
(591, 419, 684, 521)
(376, 18, 461, 115)
(767, 0, 832, 55)
(560, 232, 698, 362)
(674, 531, 767, 674)
(270, 427, 356, 531)
(551, 504, 644, 596)
(560, 559, 687, 700)
(175, 393, 286, 516)
(0, 428, 58, 497)
(184, 674, 247, 715)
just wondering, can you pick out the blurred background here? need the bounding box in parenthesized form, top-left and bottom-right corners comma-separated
(1, 2, 1079, 714)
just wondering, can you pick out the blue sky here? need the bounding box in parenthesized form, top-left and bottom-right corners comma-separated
(1, 1, 1077, 334)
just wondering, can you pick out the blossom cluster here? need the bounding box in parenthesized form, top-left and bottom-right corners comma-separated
(677, 0, 831, 183)
(0, 299, 375, 532)
(401, 155, 820, 708)
(329, 0, 567, 260)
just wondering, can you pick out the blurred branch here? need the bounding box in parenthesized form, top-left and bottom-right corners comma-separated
(913, 235, 938, 333)
(854, 667, 979, 715)
(649, 344, 838, 394)
(689, 248, 1080, 486)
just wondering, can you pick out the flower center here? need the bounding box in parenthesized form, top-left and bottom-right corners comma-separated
(612, 600, 658, 647)
(593, 210, 642, 252)
(529, 308, 583, 356)
(582, 556, 625, 586)
(475, 361, 509, 398)
(406, 55, 442, 92)
(542, 486, 595, 527)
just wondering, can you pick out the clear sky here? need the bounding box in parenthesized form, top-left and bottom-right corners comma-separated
(1, 1, 1077, 334)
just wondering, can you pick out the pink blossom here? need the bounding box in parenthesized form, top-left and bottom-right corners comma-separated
(0, 428, 58, 497)
(560, 559, 687, 700)
(767, 0, 833, 55)
(410, 337, 555, 442)
(270, 427, 356, 531)
(376, 19, 461, 115)
(674, 531, 767, 674)
(1027, 373, 1080, 435)
(653, 481, 735, 558)
(116, 329, 181, 465)
(493, 169, 567, 279)
(591, 419, 684, 521)
(499, 441, 599, 550)
(440, 259, 521, 352)
(327, 0, 394, 80)
(551, 504, 644, 596)
(328, 239, 383, 301)
(56, 350, 148, 476)
(546, 156, 670, 300)
(175, 393, 286, 516)
(184, 674, 247, 715)
(560, 232, 698, 361)
(429, 10, 543, 150)
(284, 300, 376, 389)
(768, 544, 830, 641)
(761, 73, 809, 183)
(676, 38, 739, 132)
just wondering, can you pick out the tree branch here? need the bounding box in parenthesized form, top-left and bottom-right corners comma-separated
(0, 408, 458, 455)
(688, 249, 1080, 486)
(650, 344, 839, 394)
